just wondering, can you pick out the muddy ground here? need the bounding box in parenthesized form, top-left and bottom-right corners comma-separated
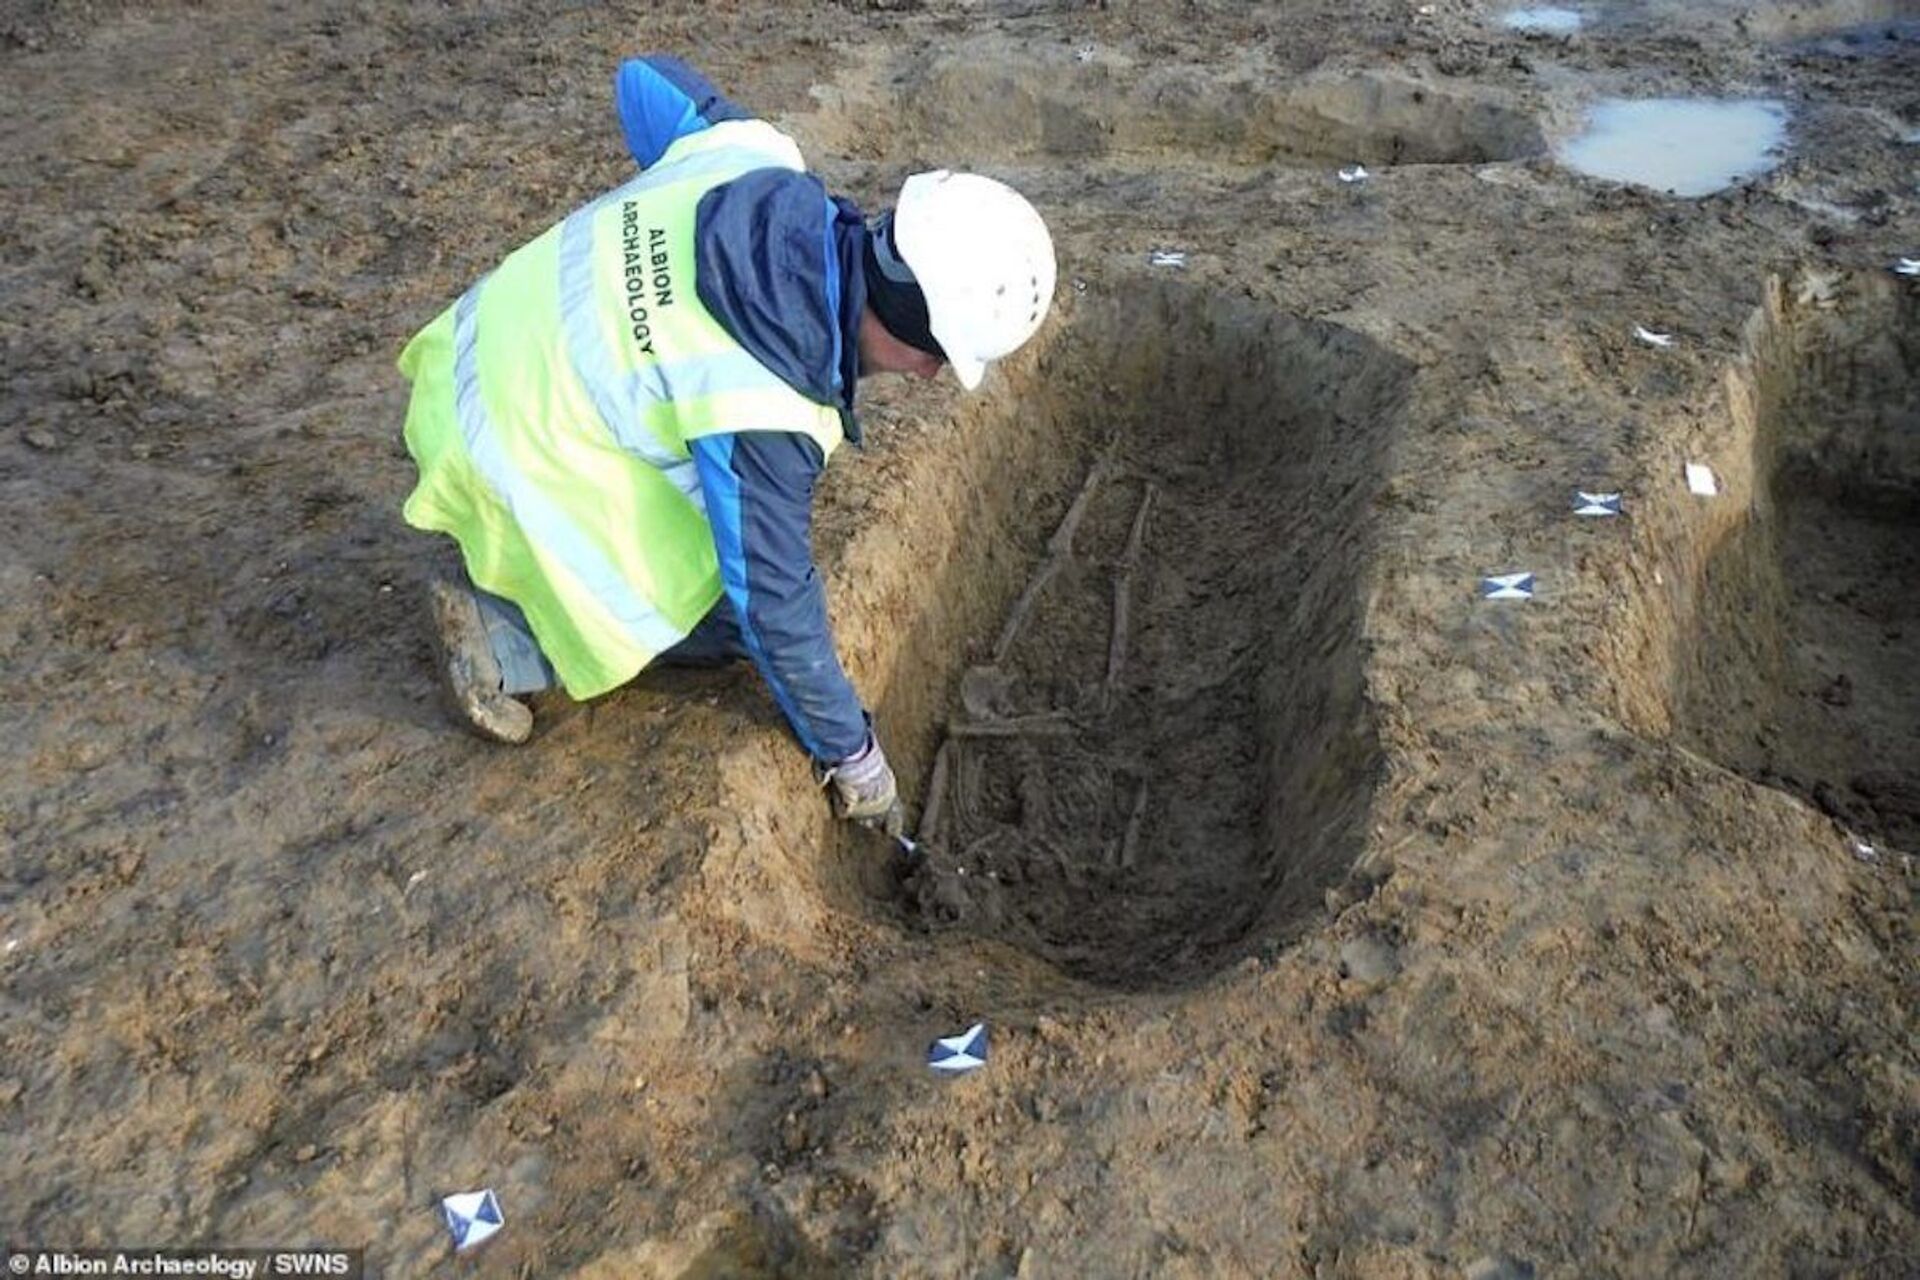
(2, 0, 1916, 1275)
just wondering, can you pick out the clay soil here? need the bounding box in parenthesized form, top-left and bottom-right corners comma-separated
(2, 1, 1916, 1276)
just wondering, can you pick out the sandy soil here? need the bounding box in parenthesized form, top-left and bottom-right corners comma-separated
(2, 0, 1916, 1276)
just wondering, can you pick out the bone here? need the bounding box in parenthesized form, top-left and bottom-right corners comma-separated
(959, 665, 1018, 720)
(917, 738, 956, 849)
(992, 560, 1065, 667)
(1118, 778, 1150, 868)
(953, 748, 981, 833)
(947, 714, 1077, 739)
(993, 441, 1117, 664)
(1102, 484, 1157, 713)
(1047, 448, 1114, 558)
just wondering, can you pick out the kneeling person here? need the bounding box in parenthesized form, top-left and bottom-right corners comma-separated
(396, 56, 1056, 833)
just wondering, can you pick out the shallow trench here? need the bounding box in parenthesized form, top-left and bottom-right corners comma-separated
(1748, 0, 1920, 41)
(798, 37, 1544, 169)
(1668, 272, 1920, 847)
(801, 283, 1414, 990)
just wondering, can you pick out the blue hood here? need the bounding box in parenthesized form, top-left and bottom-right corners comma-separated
(694, 169, 871, 445)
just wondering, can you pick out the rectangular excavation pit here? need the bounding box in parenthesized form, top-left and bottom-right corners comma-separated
(795, 37, 1545, 169)
(815, 283, 1414, 990)
(1670, 273, 1920, 847)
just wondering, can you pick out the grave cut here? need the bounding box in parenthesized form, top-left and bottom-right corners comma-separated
(880, 283, 1413, 988)
(1675, 274, 1920, 847)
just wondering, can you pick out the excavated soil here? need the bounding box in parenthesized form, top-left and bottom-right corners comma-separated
(2, 1, 1917, 1277)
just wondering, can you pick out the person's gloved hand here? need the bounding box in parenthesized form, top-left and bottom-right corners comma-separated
(822, 734, 905, 836)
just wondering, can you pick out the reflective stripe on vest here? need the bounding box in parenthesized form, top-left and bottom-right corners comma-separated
(451, 282, 691, 659)
(552, 142, 808, 511)
(399, 120, 845, 698)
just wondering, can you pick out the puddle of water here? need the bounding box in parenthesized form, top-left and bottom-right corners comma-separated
(1502, 7, 1584, 36)
(1556, 98, 1789, 198)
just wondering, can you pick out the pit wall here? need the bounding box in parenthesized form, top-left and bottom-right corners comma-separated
(1602, 270, 1919, 753)
(1216, 305, 1412, 947)
(697, 280, 1414, 982)
(798, 35, 1545, 168)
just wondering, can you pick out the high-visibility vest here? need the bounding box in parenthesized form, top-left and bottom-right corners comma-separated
(397, 120, 845, 698)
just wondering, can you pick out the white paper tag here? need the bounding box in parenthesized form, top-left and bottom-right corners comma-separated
(442, 1189, 504, 1251)
(1480, 572, 1536, 600)
(928, 1022, 990, 1073)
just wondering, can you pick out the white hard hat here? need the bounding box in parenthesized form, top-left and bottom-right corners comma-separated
(890, 171, 1056, 391)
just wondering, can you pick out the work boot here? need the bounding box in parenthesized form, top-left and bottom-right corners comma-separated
(428, 579, 534, 745)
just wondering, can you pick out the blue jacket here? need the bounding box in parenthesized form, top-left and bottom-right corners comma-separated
(616, 55, 871, 765)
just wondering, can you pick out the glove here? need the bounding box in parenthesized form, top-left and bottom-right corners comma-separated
(822, 734, 905, 836)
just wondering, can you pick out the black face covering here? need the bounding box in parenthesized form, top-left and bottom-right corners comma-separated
(861, 212, 945, 360)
